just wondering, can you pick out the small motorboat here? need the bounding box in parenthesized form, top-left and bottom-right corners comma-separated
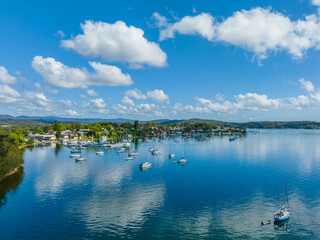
(70, 154, 80, 158)
(129, 152, 139, 156)
(71, 150, 81, 153)
(169, 153, 175, 158)
(75, 157, 86, 162)
(261, 220, 272, 225)
(117, 148, 126, 154)
(178, 157, 187, 164)
(125, 156, 134, 161)
(148, 148, 154, 152)
(140, 162, 152, 169)
(96, 151, 104, 155)
(152, 150, 160, 155)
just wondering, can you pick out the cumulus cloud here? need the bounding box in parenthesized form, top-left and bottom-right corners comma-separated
(160, 13, 215, 41)
(0, 84, 21, 103)
(123, 88, 147, 100)
(195, 93, 281, 114)
(121, 96, 135, 106)
(89, 98, 106, 108)
(67, 110, 79, 116)
(87, 89, 99, 97)
(299, 78, 314, 92)
(151, 12, 169, 28)
(61, 20, 167, 67)
(24, 92, 49, 107)
(32, 56, 133, 88)
(215, 93, 224, 101)
(147, 89, 170, 103)
(0, 67, 17, 84)
(311, 0, 320, 7)
(159, 7, 320, 60)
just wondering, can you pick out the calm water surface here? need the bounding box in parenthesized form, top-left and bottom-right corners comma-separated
(1, 129, 320, 239)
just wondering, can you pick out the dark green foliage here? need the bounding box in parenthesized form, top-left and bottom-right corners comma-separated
(0, 130, 23, 182)
(134, 120, 139, 130)
(27, 137, 34, 145)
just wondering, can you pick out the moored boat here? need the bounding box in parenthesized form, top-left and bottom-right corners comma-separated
(129, 151, 139, 156)
(169, 153, 175, 158)
(140, 162, 152, 169)
(274, 178, 290, 222)
(152, 149, 160, 155)
(178, 157, 187, 164)
(75, 157, 86, 162)
(96, 151, 104, 155)
(117, 147, 126, 153)
(71, 150, 81, 153)
(70, 154, 80, 158)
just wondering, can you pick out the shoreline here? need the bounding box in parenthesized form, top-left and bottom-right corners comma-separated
(2, 166, 22, 181)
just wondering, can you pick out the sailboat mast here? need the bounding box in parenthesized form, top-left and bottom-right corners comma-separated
(283, 177, 289, 208)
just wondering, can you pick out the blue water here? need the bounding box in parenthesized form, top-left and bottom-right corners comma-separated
(1, 129, 320, 239)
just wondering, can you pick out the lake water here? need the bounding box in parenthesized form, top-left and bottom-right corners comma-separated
(1, 129, 320, 239)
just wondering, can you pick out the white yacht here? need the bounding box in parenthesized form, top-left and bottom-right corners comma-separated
(96, 151, 104, 155)
(178, 157, 187, 164)
(169, 154, 175, 158)
(274, 178, 290, 222)
(140, 162, 152, 169)
(117, 148, 126, 153)
(128, 152, 139, 156)
(75, 157, 86, 162)
(152, 149, 160, 155)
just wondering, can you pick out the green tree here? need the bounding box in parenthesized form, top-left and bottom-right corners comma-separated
(134, 120, 139, 130)
(121, 122, 132, 130)
(27, 137, 34, 145)
(56, 130, 62, 139)
(0, 130, 23, 182)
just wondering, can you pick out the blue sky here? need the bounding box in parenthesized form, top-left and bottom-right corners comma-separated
(1, 0, 320, 121)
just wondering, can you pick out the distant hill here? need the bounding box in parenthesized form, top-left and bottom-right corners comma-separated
(0, 115, 319, 129)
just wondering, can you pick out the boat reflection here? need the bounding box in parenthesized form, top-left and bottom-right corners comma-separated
(274, 218, 289, 232)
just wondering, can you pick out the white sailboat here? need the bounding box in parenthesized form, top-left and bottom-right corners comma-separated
(274, 178, 290, 222)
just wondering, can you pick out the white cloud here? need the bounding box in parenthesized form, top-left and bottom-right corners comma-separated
(160, 13, 215, 41)
(123, 88, 147, 100)
(121, 96, 135, 106)
(24, 92, 49, 107)
(59, 100, 73, 107)
(147, 89, 170, 103)
(0, 84, 21, 103)
(152, 12, 168, 28)
(56, 30, 65, 38)
(299, 78, 314, 92)
(0, 66, 17, 84)
(32, 56, 133, 89)
(160, 8, 320, 60)
(193, 7, 197, 14)
(61, 20, 167, 68)
(67, 110, 79, 116)
(87, 89, 99, 97)
(89, 98, 106, 108)
(215, 93, 224, 101)
(311, 0, 320, 7)
(195, 93, 281, 114)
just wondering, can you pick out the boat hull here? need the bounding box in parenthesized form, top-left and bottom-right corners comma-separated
(274, 215, 289, 222)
